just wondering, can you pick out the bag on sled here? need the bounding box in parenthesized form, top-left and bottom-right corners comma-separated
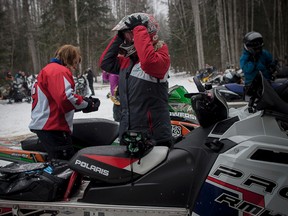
(0, 160, 73, 201)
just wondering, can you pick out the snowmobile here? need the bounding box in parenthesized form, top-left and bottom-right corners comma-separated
(213, 61, 288, 107)
(214, 78, 288, 108)
(0, 71, 288, 216)
(0, 118, 120, 164)
(7, 76, 32, 104)
(74, 75, 92, 97)
(208, 67, 244, 86)
(168, 85, 199, 137)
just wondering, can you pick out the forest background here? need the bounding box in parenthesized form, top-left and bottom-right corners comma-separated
(0, 0, 287, 78)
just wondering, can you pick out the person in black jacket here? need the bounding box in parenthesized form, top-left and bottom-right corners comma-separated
(85, 68, 95, 95)
(99, 13, 173, 149)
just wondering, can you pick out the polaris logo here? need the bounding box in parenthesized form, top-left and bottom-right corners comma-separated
(75, 159, 109, 176)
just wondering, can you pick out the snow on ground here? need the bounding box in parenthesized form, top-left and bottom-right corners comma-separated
(0, 72, 197, 140)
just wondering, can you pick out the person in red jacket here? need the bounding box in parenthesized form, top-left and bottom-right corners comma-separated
(99, 13, 172, 153)
(29, 44, 100, 160)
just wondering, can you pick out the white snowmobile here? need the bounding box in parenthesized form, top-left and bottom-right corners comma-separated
(0, 72, 287, 216)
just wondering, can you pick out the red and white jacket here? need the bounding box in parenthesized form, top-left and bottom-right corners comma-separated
(29, 62, 88, 133)
(100, 26, 172, 143)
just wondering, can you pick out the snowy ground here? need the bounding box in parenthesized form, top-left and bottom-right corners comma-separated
(0, 72, 197, 140)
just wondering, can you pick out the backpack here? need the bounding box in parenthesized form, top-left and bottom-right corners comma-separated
(0, 160, 73, 201)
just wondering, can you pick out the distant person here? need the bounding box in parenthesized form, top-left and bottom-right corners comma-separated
(99, 12, 173, 148)
(5, 71, 14, 81)
(205, 63, 216, 74)
(15, 70, 26, 81)
(85, 68, 95, 95)
(29, 44, 100, 160)
(240, 31, 276, 85)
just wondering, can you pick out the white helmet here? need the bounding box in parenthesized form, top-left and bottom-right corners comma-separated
(113, 13, 160, 57)
(112, 13, 159, 35)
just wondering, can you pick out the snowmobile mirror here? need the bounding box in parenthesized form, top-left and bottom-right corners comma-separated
(184, 92, 200, 98)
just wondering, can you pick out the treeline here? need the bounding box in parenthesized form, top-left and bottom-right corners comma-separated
(168, 0, 288, 73)
(0, 0, 287, 77)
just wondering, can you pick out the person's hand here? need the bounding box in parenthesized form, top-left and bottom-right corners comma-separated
(248, 54, 260, 62)
(124, 15, 148, 30)
(248, 55, 256, 62)
(82, 97, 100, 113)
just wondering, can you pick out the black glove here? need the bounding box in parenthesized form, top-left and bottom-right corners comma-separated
(82, 97, 100, 113)
(124, 15, 148, 30)
(248, 54, 259, 62)
(117, 30, 125, 41)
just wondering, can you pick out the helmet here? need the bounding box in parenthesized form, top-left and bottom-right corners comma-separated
(243, 31, 264, 52)
(112, 13, 159, 35)
(113, 13, 159, 57)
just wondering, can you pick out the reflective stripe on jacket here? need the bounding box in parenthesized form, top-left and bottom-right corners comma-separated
(29, 62, 87, 133)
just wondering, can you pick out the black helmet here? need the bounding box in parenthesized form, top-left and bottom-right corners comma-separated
(243, 31, 264, 52)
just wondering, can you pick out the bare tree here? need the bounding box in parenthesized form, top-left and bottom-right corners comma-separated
(23, 0, 39, 73)
(233, 0, 239, 64)
(216, 0, 227, 69)
(191, 0, 204, 69)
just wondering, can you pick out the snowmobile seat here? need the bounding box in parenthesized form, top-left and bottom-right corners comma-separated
(224, 83, 244, 95)
(21, 118, 119, 152)
(68, 145, 169, 184)
(71, 118, 119, 148)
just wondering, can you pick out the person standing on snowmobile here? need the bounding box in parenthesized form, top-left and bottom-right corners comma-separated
(99, 13, 173, 148)
(240, 31, 276, 85)
(29, 44, 100, 160)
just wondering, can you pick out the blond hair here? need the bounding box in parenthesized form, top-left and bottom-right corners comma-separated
(54, 45, 81, 68)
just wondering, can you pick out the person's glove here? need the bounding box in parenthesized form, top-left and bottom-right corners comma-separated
(117, 30, 125, 41)
(248, 54, 260, 62)
(82, 97, 100, 113)
(124, 15, 148, 30)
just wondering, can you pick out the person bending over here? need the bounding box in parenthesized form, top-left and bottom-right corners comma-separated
(29, 44, 100, 160)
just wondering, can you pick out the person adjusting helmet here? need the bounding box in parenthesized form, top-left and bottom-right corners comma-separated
(111, 13, 160, 57)
(243, 31, 264, 55)
(112, 13, 159, 34)
(99, 12, 173, 152)
(240, 31, 276, 85)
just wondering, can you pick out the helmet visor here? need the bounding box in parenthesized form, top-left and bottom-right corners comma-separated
(119, 42, 136, 57)
(246, 38, 264, 49)
(123, 30, 134, 43)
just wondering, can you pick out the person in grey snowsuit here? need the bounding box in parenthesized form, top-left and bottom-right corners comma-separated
(99, 13, 173, 148)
